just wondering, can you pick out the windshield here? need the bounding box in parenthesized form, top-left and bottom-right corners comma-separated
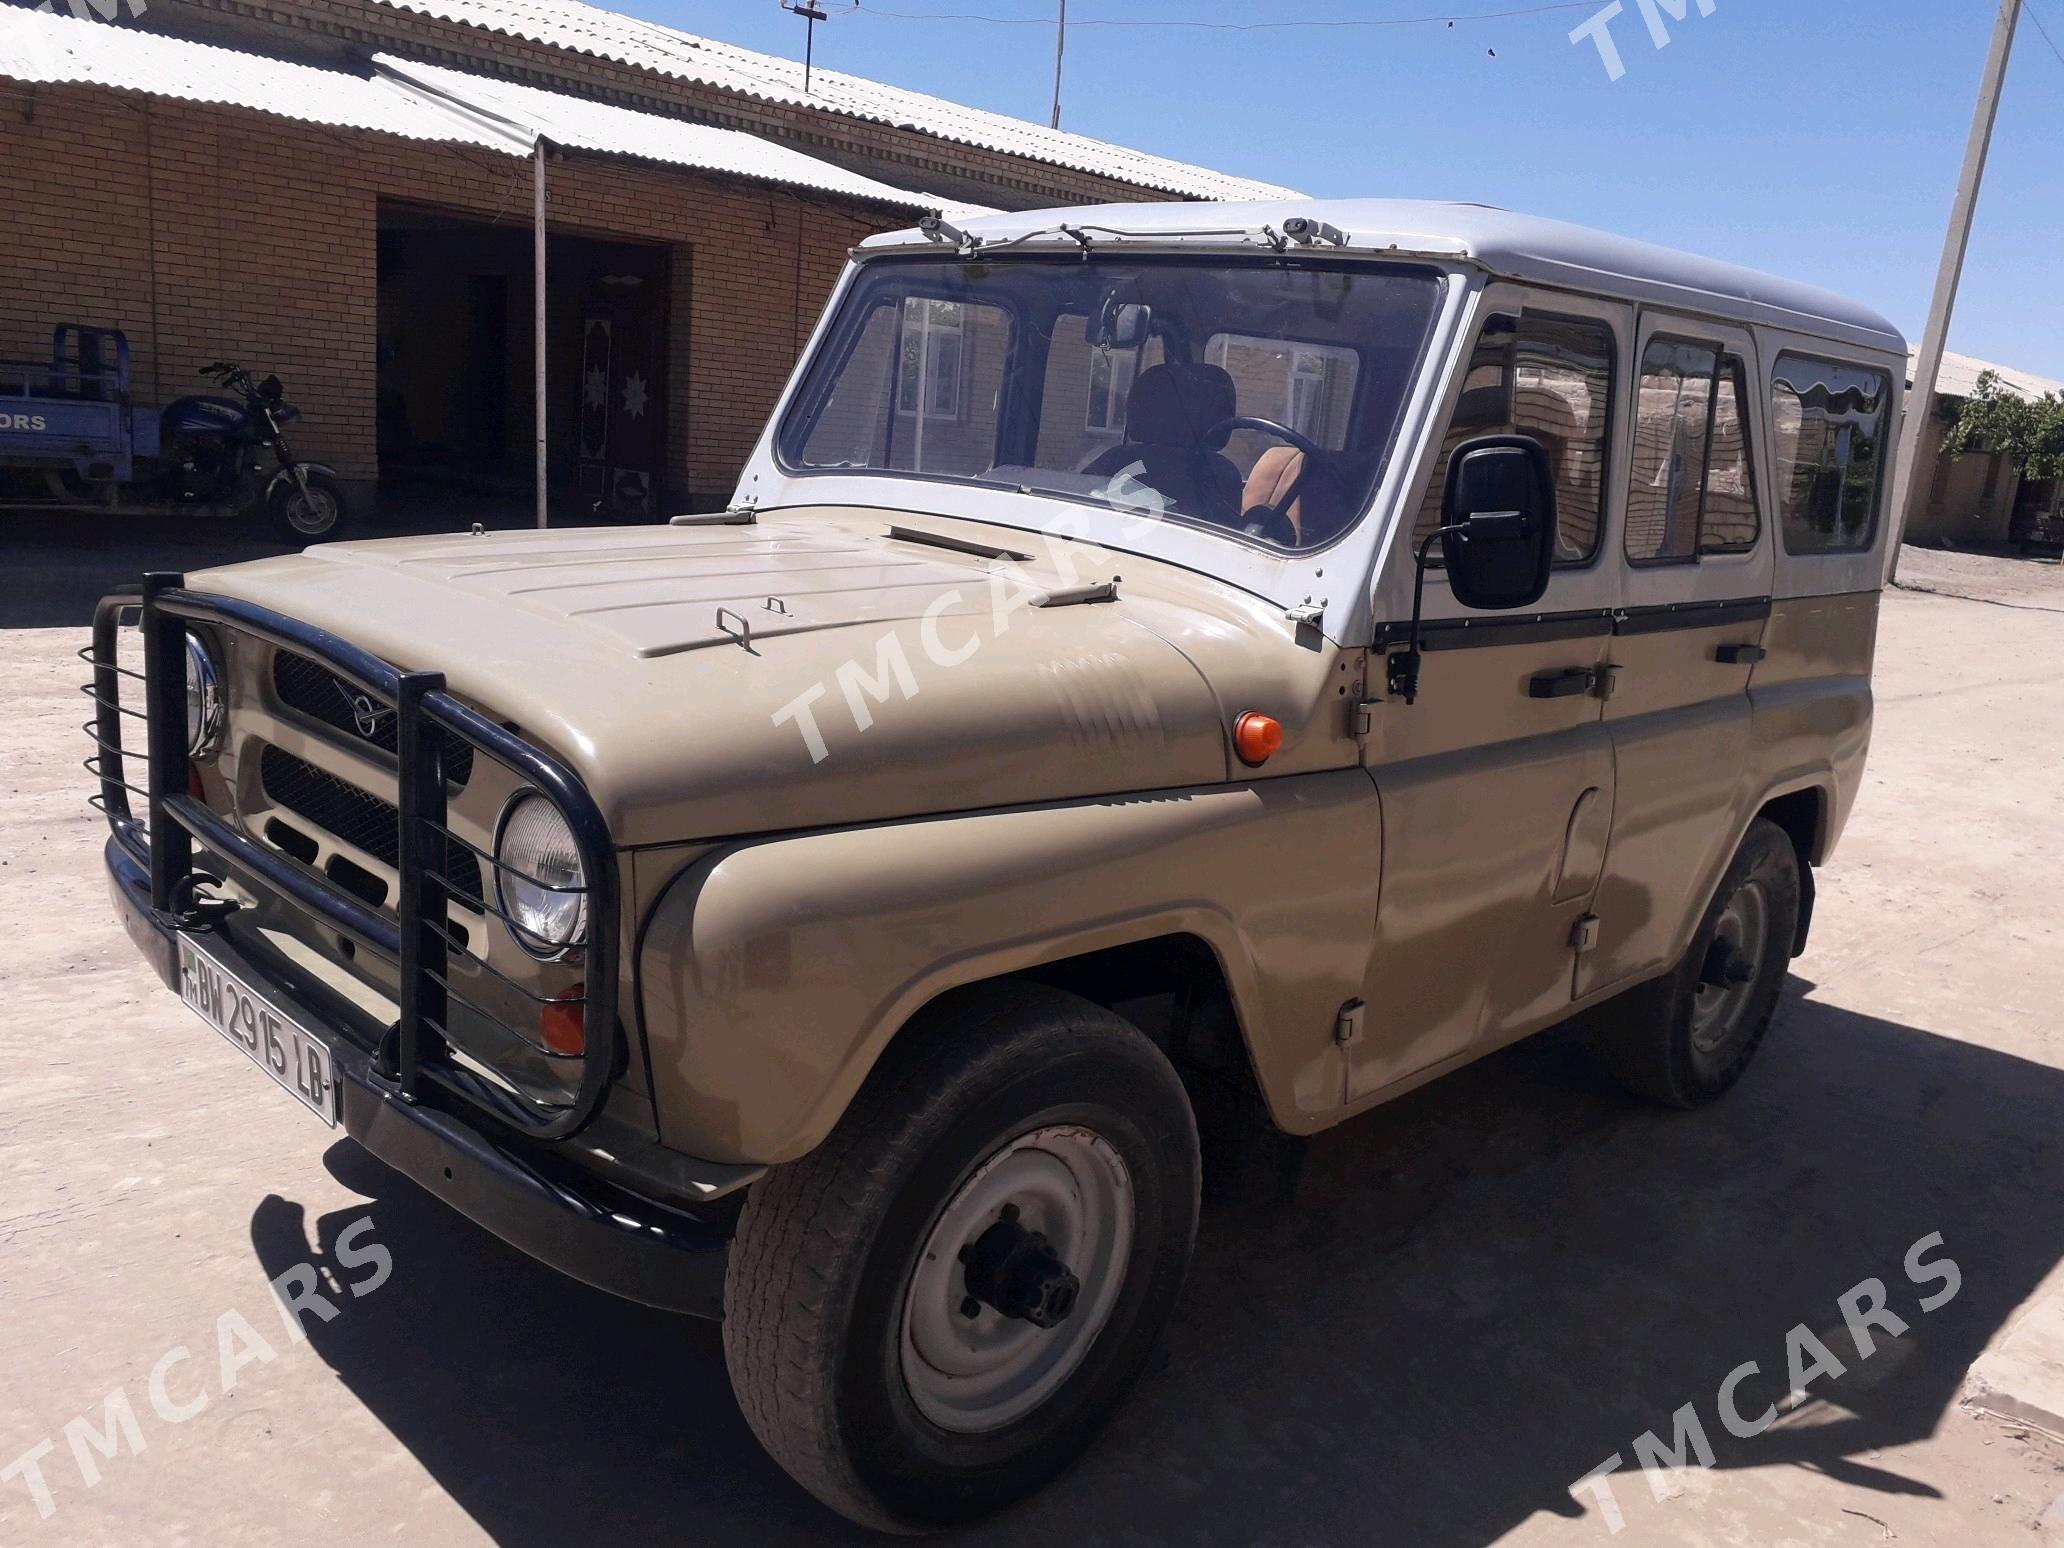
(776, 256, 1445, 553)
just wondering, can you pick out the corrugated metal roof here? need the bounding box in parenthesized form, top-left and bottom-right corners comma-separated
(372, 0, 1302, 202)
(0, 7, 944, 210)
(1914, 348, 2064, 402)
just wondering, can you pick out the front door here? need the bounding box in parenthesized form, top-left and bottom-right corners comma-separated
(1350, 287, 1627, 1100)
(1579, 315, 1774, 998)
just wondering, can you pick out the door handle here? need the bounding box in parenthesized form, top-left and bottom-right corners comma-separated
(1715, 643, 1766, 665)
(1529, 667, 1595, 699)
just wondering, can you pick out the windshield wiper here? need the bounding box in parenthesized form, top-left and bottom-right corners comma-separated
(885, 524, 1031, 563)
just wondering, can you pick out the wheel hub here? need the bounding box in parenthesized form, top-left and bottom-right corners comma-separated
(959, 1204, 1080, 1328)
(899, 1124, 1133, 1434)
(1690, 879, 1770, 1059)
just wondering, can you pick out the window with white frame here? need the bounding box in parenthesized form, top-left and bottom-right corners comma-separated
(896, 298, 965, 421)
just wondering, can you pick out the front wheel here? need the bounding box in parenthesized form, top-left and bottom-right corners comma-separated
(266, 469, 347, 541)
(722, 984, 1200, 1531)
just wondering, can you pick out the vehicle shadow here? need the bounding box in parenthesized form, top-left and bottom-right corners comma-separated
(249, 978, 2064, 1546)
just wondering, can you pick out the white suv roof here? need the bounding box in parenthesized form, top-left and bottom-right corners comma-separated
(861, 198, 1905, 356)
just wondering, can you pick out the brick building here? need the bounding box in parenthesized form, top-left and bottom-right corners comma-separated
(1904, 349, 2064, 551)
(0, 0, 1294, 518)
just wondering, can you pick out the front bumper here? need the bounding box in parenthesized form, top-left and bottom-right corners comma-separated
(108, 836, 731, 1319)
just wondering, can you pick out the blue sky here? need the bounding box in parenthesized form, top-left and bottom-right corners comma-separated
(620, 0, 2064, 380)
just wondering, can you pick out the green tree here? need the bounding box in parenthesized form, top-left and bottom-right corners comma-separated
(1944, 369, 2064, 480)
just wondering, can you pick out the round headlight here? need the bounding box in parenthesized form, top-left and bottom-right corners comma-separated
(184, 633, 224, 759)
(495, 793, 588, 957)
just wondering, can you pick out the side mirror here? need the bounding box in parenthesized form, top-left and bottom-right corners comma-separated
(1387, 434, 1559, 706)
(1439, 435, 1557, 611)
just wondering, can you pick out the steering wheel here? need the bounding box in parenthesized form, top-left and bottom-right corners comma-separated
(1205, 416, 1327, 545)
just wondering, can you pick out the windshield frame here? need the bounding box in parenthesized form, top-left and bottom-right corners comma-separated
(738, 247, 1476, 642)
(770, 251, 1451, 554)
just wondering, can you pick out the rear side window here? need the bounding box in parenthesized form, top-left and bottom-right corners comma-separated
(1415, 313, 1615, 565)
(1625, 339, 1760, 563)
(1770, 355, 1893, 554)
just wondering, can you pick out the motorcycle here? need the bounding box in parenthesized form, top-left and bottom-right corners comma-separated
(165, 362, 350, 540)
(0, 327, 349, 540)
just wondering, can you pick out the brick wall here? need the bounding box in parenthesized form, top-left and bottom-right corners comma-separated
(0, 81, 896, 504)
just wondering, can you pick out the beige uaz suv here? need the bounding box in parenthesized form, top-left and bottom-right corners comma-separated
(90, 199, 1905, 1530)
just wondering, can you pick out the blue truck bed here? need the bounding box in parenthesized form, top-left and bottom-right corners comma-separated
(0, 324, 153, 482)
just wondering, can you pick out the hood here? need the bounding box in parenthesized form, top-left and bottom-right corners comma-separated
(191, 509, 1301, 846)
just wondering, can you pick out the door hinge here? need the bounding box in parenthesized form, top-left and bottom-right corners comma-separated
(1353, 699, 1381, 736)
(1570, 914, 1601, 953)
(1334, 998, 1366, 1047)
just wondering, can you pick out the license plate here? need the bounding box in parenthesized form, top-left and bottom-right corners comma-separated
(177, 936, 339, 1126)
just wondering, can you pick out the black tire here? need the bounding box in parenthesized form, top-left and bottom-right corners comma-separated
(722, 983, 1200, 1532)
(1585, 817, 1801, 1108)
(267, 469, 348, 541)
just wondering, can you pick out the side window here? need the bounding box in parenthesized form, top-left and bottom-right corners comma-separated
(1416, 312, 1614, 565)
(1770, 354, 1892, 554)
(1625, 338, 1761, 563)
(1701, 357, 1760, 553)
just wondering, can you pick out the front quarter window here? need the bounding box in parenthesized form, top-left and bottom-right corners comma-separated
(778, 255, 1444, 553)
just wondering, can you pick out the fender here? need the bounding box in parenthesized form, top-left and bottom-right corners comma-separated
(266, 460, 340, 500)
(637, 771, 1384, 1166)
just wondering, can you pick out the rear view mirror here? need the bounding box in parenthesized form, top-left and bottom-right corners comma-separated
(1091, 296, 1151, 350)
(1439, 436, 1557, 611)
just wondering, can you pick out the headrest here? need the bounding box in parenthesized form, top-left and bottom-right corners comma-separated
(1126, 362, 1237, 450)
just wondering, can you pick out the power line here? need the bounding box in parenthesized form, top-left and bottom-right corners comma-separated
(853, 1, 1601, 31)
(2023, 0, 2064, 71)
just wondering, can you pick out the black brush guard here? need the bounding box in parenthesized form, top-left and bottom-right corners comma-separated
(86, 573, 621, 1143)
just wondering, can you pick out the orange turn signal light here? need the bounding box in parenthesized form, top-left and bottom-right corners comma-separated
(541, 986, 587, 1056)
(1234, 712, 1285, 767)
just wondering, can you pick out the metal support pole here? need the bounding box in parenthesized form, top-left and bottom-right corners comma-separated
(1889, 0, 2022, 574)
(1051, 0, 1067, 129)
(534, 138, 549, 529)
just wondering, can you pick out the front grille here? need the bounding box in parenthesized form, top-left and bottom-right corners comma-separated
(259, 743, 483, 907)
(272, 649, 475, 788)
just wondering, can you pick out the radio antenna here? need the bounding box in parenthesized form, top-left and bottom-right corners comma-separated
(781, 1, 833, 93)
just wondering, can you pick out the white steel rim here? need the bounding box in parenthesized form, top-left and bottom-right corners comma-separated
(1691, 879, 1769, 1059)
(900, 1124, 1133, 1434)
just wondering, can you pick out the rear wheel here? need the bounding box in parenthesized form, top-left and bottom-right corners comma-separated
(267, 469, 347, 541)
(722, 983, 1200, 1531)
(1586, 817, 1801, 1107)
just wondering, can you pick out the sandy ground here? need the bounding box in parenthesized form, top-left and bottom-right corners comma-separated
(3, 525, 2063, 1547)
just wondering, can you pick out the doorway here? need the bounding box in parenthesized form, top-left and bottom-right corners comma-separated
(376, 204, 671, 520)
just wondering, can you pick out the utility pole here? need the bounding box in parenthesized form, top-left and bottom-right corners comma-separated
(1889, 0, 2022, 571)
(534, 137, 548, 529)
(1051, 0, 1066, 129)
